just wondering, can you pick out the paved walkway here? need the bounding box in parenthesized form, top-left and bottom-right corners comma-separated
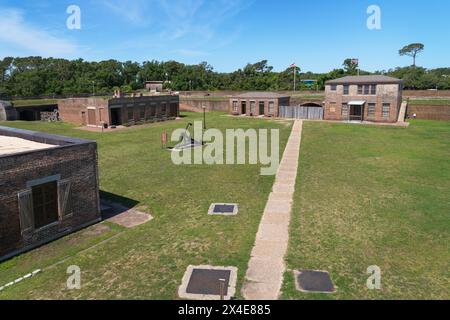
(242, 120, 303, 300)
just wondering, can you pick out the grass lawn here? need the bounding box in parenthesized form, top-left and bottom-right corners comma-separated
(11, 99, 58, 107)
(282, 120, 450, 299)
(0, 112, 293, 299)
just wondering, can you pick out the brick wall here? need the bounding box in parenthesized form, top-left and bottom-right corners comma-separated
(407, 105, 450, 121)
(0, 136, 101, 260)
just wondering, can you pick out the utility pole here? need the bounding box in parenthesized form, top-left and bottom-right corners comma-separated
(92, 81, 95, 96)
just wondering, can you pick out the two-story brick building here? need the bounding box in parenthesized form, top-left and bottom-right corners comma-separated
(324, 75, 403, 123)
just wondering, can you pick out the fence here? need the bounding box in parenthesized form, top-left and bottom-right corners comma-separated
(279, 106, 324, 120)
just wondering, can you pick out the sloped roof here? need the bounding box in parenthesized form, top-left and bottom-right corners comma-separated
(233, 92, 290, 99)
(326, 75, 403, 85)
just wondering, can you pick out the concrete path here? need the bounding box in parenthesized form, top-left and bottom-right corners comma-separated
(242, 120, 303, 300)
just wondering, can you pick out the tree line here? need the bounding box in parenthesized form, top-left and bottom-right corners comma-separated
(0, 56, 449, 98)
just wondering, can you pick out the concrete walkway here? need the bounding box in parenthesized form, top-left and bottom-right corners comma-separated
(242, 120, 303, 300)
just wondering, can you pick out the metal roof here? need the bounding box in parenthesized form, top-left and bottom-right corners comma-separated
(326, 75, 403, 85)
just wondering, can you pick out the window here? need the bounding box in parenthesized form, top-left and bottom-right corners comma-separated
(343, 85, 349, 95)
(330, 84, 337, 91)
(127, 107, 134, 120)
(368, 103, 376, 119)
(382, 103, 390, 118)
(358, 85, 363, 95)
(329, 102, 336, 113)
(32, 181, 59, 229)
(268, 102, 274, 115)
(364, 85, 370, 95)
(232, 101, 238, 113)
(139, 106, 145, 119)
(341, 103, 349, 117)
(161, 102, 167, 115)
(370, 85, 377, 95)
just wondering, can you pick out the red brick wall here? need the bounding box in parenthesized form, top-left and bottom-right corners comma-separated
(407, 105, 450, 121)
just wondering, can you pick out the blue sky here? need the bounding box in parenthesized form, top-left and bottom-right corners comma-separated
(0, 0, 448, 72)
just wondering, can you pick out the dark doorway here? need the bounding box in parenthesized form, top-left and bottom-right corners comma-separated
(241, 101, 246, 115)
(19, 110, 37, 121)
(32, 181, 59, 229)
(259, 102, 265, 115)
(349, 105, 363, 121)
(110, 108, 122, 126)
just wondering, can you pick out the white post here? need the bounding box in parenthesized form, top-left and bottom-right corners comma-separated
(293, 66, 296, 92)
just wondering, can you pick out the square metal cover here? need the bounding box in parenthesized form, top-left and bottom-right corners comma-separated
(295, 270, 336, 293)
(208, 203, 238, 216)
(186, 269, 231, 295)
(178, 265, 238, 300)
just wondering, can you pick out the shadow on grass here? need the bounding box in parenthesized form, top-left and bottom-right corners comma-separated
(100, 190, 140, 220)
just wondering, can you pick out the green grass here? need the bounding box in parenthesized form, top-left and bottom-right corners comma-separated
(0, 112, 293, 299)
(282, 120, 450, 300)
(407, 99, 450, 106)
(11, 99, 58, 107)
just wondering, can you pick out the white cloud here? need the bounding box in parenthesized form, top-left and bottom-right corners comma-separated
(0, 8, 78, 57)
(101, 0, 151, 26)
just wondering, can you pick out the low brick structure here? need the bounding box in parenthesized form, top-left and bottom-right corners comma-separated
(229, 92, 291, 117)
(324, 75, 403, 123)
(58, 95, 180, 128)
(0, 126, 101, 261)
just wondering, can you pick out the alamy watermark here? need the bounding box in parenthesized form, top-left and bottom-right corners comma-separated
(170, 121, 280, 176)
(67, 265, 81, 290)
(67, 5, 81, 30)
(366, 265, 382, 290)
(367, 5, 382, 30)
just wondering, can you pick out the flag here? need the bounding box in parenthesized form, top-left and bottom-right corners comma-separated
(351, 59, 359, 65)
(290, 63, 296, 68)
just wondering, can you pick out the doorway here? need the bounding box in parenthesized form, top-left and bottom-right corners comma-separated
(259, 102, 265, 116)
(241, 101, 247, 115)
(110, 108, 122, 126)
(87, 108, 96, 126)
(349, 104, 363, 121)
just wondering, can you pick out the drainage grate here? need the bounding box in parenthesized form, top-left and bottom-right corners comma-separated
(294, 270, 336, 293)
(178, 265, 238, 300)
(208, 203, 238, 216)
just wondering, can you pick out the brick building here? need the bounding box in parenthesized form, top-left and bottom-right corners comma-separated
(58, 95, 180, 128)
(0, 126, 101, 261)
(145, 81, 164, 93)
(324, 75, 403, 123)
(229, 92, 291, 117)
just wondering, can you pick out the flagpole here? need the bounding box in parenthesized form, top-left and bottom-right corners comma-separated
(294, 66, 296, 92)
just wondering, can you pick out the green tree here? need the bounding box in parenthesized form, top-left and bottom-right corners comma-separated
(399, 43, 425, 68)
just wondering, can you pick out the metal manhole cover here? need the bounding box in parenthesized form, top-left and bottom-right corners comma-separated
(295, 270, 336, 293)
